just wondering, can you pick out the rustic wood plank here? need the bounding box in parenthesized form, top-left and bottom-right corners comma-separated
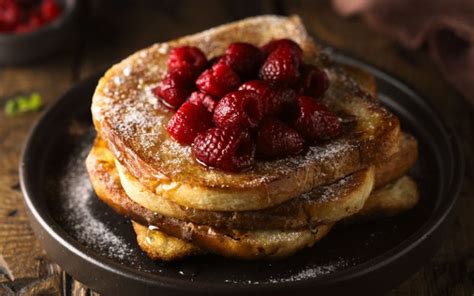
(0, 47, 77, 294)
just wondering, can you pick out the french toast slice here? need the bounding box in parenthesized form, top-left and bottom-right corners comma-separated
(340, 64, 377, 97)
(92, 15, 401, 211)
(374, 133, 417, 188)
(347, 176, 419, 222)
(101, 137, 375, 230)
(133, 222, 203, 261)
(131, 220, 331, 260)
(86, 137, 417, 259)
(333, 65, 417, 189)
(115, 133, 416, 230)
(90, 131, 415, 231)
(86, 145, 331, 259)
(131, 174, 419, 261)
(132, 221, 203, 260)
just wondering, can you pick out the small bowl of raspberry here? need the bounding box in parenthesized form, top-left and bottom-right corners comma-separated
(0, 0, 79, 65)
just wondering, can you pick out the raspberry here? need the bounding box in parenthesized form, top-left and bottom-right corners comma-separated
(0, 0, 20, 30)
(213, 90, 263, 130)
(238, 80, 273, 114)
(153, 71, 193, 109)
(293, 96, 341, 142)
(261, 39, 303, 60)
(40, 0, 60, 22)
(193, 127, 255, 172)
(167, 101, 212, 145)
(168, 46, 208, 77)
(0, 23, 7, 32)
(259, 45, 301, 87)
(297, 64, 329, 98)
(196, 61, 240, 97)
(0, 0, 62, 33)
(256, 118, 304, 158)
(15, 13, 43, 33)
(238, 80, 295, 115)
(272, 87, 297, 113)
(223, 42, 264, 77)
(188, 91, 218, 113)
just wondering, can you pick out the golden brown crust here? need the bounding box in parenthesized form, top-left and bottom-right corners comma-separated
(344, 176, 419, 224)
(86, 136, 418, 260)
(91, 133, 415, 231)
(132, 175, 419, 261)
(86, 141, 332, 259)
(132, 221, 203, 261)
(92, 15, 401, 211)
(340, 64, 377, 97)
(374, 133, 418, 188)
(121, 161, 373, 229)
(88, 137, 374, 230)
(133, 220, 331, 260)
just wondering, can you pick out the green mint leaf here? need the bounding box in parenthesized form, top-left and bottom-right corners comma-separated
(4, 100, 19, 116)
(3, 92, 43, 117)
(29, 93, 42, 110)
(17, 96, 31, 112)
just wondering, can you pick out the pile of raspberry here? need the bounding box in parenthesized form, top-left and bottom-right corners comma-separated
(154, 39, 341, 172)
(0, 0, 60, 34)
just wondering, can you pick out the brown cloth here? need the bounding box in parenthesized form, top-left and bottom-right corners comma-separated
(332, 0, 474, 104)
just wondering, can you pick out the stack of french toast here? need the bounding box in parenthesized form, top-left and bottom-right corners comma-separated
(86, 15, 419, 261)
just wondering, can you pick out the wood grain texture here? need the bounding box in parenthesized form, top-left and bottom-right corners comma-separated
(0, 49, 76, 294)
(0, 0, 472, 295)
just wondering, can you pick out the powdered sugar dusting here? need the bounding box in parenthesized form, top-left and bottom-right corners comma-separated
(267, 257, 349, 283)
(106, 90, 167, 153)
(158, 43, 170, 54)
(58, 139, 134, 261)
(223, 257, 351, 284)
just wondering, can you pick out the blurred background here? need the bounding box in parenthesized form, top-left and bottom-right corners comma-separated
(0, 0, 473, 295)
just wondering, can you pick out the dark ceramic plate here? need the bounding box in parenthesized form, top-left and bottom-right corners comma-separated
(20, 54, 463, 296)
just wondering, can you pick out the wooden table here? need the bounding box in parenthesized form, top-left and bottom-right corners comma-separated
(1, 1, 472, 295)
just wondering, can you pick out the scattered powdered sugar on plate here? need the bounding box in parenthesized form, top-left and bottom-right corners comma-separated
(58, 138, 135, 261)
(266, 258, 350, 283)
(223, 257, 351, 285)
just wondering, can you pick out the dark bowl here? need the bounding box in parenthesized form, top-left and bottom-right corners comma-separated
(19, 54, 464, 295)
(0, 0, 79, 65)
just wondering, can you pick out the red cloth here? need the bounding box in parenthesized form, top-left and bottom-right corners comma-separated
(332, 0, 474, 104)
